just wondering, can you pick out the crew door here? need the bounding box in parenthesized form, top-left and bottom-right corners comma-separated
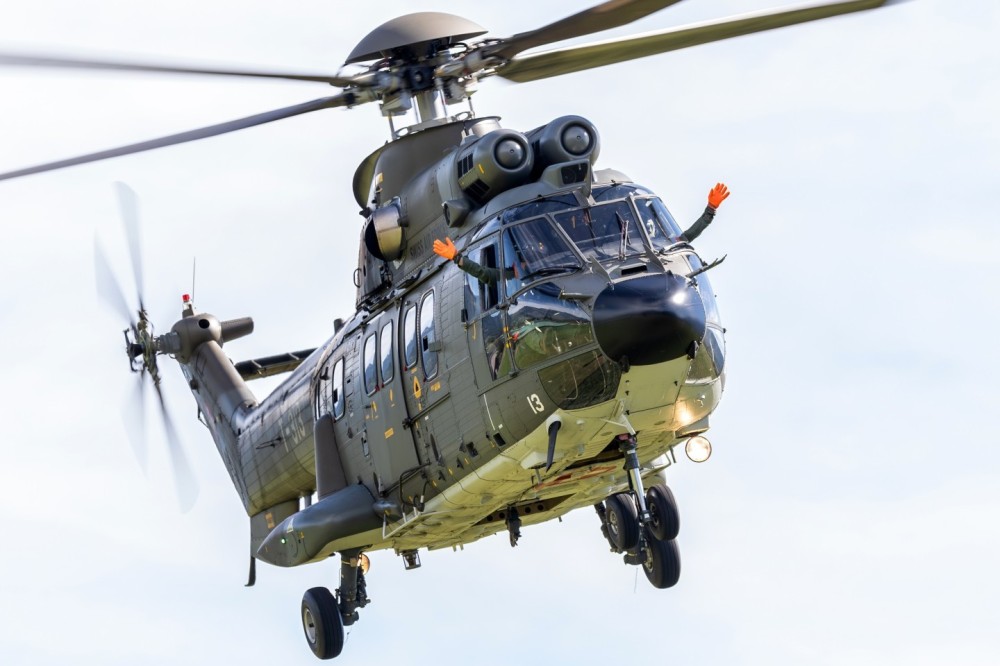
(362, 313, 421, 494)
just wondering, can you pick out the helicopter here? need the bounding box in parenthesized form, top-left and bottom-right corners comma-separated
(0, 0, 906, 660)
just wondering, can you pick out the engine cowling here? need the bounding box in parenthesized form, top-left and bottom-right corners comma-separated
(526, 115, 601, 176)
(454, 128, 534, 204)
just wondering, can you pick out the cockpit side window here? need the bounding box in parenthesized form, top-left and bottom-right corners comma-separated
(500, 231, 524, 300)
(635, 197, 683, 249)
(502, 218, 581, 294)
(463, 240, 501, 320)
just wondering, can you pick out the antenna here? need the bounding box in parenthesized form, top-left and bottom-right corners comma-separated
(191, 257, 197, 303)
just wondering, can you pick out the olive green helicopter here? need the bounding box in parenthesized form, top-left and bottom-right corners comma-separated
(0, 0, 903, 659)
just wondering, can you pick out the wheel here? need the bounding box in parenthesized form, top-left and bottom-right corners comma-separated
(642, 537, 681, 589)
(646, 483, 680, 542)
(604, 493, 639, 551)
(301, 587, 345, 660)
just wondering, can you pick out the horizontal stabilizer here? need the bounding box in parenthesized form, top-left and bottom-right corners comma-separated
(234, 348, 317, 381)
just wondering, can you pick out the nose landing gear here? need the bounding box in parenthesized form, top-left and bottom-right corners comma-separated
(595, 435, 682, 589)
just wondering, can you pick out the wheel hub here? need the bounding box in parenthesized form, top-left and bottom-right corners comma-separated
(303, 607, 317, 644)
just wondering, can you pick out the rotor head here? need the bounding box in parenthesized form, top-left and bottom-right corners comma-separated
(345, 12, 487, 64)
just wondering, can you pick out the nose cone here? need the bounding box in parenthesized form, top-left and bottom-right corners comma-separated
(592, 273, 707, 366)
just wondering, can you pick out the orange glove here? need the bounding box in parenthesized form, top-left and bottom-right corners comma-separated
(707, 182, 730, 210)
(433, 237, 458, 261)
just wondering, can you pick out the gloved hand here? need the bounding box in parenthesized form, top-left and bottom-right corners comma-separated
(433, 237, 458, 261)
(707, 182, 730, 210)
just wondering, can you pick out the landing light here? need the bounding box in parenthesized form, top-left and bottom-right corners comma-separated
(684, 435, 712, 463)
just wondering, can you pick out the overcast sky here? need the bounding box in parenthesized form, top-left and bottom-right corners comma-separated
(1, 1, 998, 664)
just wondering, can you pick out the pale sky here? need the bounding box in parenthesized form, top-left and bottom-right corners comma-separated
(1, 1, 998, 664)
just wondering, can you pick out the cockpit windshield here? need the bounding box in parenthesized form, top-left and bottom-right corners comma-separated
(492, 184, 694, 266)
(553, 201, 646, 261)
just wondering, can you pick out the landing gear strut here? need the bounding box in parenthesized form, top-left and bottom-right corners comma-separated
(594, 434, 682, 589)
(506, 505, 522, 547)
(300, 550, 371, 660)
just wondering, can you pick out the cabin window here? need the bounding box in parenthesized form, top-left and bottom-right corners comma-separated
(419, 291, 438, 379)
(332, 358, 345, 420)
(363, 332, 377, 395)
(380, 321, 394, 384)
(403, 304, 418, 370)
(314, 363, 330, 420)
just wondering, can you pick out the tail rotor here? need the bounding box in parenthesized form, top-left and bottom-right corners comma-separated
(94, 182, 199, 511)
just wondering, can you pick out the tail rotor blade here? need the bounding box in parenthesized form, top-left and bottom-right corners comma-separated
(122, 372, 149, 474)
(99, 183, 199, 512)
(153, 381, 199, 512)
(94, 236, 136, 327)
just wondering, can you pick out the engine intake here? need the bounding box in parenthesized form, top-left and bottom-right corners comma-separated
(527, 115, 601, 176)
(455, 128, 533, 204)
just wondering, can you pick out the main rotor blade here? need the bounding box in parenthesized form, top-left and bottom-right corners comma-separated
(0, 51, 356, 86)
(0, 94, 351, 181)
(94, 235, 136, 326)
(489, 0, 688, 59)
(153, 381, 199, 513)
(115, 182, 145, 311)
(497, 0, 903, 83)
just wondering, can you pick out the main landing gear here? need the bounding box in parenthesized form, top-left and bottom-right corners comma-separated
(300, 550, 371, 660)
(595, 435, 682, 589)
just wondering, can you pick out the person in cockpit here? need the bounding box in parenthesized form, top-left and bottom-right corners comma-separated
(433, 237, 516, 285)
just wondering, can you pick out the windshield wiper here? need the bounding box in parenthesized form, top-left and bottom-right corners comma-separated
(617, 211, 629, 260)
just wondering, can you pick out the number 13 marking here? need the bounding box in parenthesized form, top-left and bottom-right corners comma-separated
(527, 394, 544, 414)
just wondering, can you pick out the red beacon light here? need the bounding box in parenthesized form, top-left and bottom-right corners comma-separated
(181, 293, 195, 317)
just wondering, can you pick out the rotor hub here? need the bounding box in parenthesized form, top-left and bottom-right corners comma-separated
(345, 12, 487, 65)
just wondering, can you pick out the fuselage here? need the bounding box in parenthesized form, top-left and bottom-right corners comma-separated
(181, 174, 726, 564)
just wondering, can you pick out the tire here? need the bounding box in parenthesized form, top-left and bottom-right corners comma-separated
(642, 537, 681, 589)
(604, 493, 639, 551)
(646, 484, 680, 542)
(301, 587, 345, 660)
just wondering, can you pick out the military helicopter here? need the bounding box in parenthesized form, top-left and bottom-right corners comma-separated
(0, 0, 903, 659)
